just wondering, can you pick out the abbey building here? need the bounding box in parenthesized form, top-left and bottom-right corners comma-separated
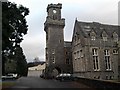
(72, 20, 120, 80)
(44, 3, 120, 80)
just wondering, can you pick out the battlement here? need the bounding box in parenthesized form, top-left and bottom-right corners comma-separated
(47, 3, 62, 12)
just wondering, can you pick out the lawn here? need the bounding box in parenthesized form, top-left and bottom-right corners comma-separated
(2, 80, 16, 88)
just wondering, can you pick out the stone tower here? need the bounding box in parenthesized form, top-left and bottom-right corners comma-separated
(44, 3, 65, 77)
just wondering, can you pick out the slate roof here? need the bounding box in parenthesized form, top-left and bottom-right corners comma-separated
(74, 20, 120, 38)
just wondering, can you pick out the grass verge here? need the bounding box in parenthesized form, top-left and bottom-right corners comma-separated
(2, 81, 16, 88)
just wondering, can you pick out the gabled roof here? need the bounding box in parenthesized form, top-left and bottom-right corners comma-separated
(73, 20, 119, 39)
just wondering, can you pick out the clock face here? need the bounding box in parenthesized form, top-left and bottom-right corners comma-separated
(53, 9, 57, 14)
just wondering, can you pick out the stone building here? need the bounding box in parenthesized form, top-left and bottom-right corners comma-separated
(44, 3, 72, 77)
(44, 3, 120, 80)
(64, 41, 73, 73)
(72, 20, 119, 80)
(28, 63, 45, 77)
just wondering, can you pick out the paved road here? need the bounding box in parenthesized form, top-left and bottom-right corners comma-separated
(8, 76, 94, 89)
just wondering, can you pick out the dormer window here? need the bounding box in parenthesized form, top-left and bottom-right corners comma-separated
(90, 30, 96, 40)
(103, 37, 107, 41)
(91, 36, 96, 40)
(113, 32, 118, 42)
(102, 31, 108, 41)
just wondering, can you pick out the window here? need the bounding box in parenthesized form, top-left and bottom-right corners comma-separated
(104, 50, 111, 70)
(66, 59, 70, 64)
(59, 40, 62, 43)
(74, 36, 77, 42)
(113, 32, 118, 42)
(74, 35, 79, 45)
(78, 50, 81, 58)
(66, 52, 68, 55)
(113, 49, 118, 54)
(114, 38, 118, 42)
(91, 36, 96, 40)
(78, 37, 80, 44)
(103, 37, 107, 41)
(51, 49, 55, 64)
(52, 55, 55, 64)
(80, 50, 84, 58)
(90, 31, 96, 40)
(52, 49, 55, 54)
(102, 31, 108, 41)
(92, 49, 100, 71)
(77, 51, 79, 58)
(74, 52, 77, 59)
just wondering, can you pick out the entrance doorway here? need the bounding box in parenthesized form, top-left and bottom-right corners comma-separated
(52, 67, 61, 77)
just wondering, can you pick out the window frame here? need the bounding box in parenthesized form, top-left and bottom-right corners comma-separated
(113, 49, 118, 54)
(104, 49, 112, 71)
(92, 48, 100, 71)
(103, 36, 107, 41)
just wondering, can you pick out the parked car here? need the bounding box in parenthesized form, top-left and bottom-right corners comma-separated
(8, 73, 18, 79)
(56, 73, 74, 81)
(2, 73, 18, 80)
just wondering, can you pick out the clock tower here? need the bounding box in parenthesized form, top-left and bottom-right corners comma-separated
(44, 3, 66, 77)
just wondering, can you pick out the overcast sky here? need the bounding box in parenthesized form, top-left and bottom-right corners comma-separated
(9, 0, 119, 62)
